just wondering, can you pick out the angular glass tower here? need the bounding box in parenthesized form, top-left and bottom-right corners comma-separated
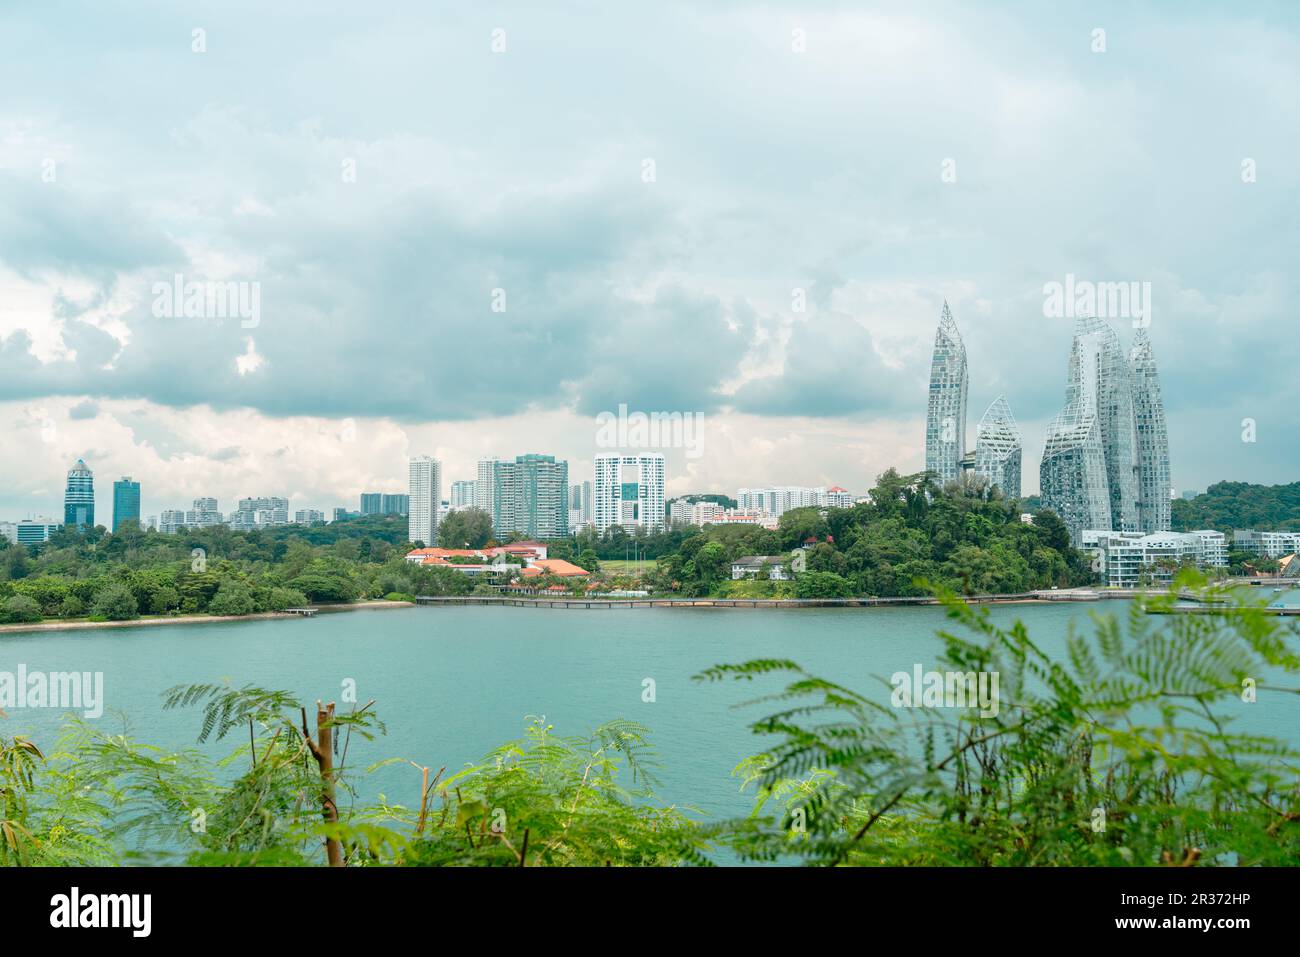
(64, 458, 95, 529)
(1040, 316, 1143, 542)
(1040, 399, 1110, 542)
(974, 395, 1023, 499)
(1073, 317, 1139, 532)
(924, 302, 968, 485)
(112, 476, 141, 532)
(1129, 329, 1172, 533)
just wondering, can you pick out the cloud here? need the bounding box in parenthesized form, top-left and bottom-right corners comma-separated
(0, 0, 1298, 507)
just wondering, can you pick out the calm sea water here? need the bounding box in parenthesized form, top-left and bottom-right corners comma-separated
(1, 602, 1295, 829)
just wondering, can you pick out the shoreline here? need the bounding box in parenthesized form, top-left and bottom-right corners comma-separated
(0, 600, 414, 636)
(412, 590, 1145, 610)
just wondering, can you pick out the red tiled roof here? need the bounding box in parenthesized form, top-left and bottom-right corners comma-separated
(531, 559, 589, 577)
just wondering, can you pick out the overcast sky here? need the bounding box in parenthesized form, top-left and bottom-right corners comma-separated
(2, 1, 1297, 521)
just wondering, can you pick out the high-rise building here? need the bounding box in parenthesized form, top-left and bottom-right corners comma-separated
(450, 481, 476, 511)
(494, 454, 569, 539)
(408, 456, 441, 544)
(360, 492, 409, 516)
(1129, 329, 1172, 533)
(112, 476, 141, 531)
(64, 458, 95, 529)
(823, 486, 853, 509)
(295, 509, 324, 524)
(1040, 402, 1110, 543)
(973, 397, 1023, 499)
(1078, 317, 1139, 531)
(924, 302, 969, 485)
(568, 483, 584, 530)
(474, 458, 500, 515)
(1041, 316, 1145, 543)
(185, 498, 223, 528)
(594, 454, 665, 533)
(231, 496, 289, 530)
(160, 509, 188, 534)
(735, 486, 845, 518)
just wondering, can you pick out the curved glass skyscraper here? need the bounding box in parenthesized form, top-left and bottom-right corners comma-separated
(64, 458, 95, 529)
(1129, 328, 1172, 533)
(974, 395, 1023, 498)
(1040, 395, 1110, 541)
(1041, 317, 1169, 543)
(924, 302, 968, 485)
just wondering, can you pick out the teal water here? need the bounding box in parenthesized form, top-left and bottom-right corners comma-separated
(1, 603, 1296, 831)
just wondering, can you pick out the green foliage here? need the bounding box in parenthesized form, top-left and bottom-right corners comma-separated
(90, 583, 138, 621)
(207, 580, 256, 616)
(392, 718, 707, 866)
(792, 571, 854, 599)
(1, 595, 42, 624)
(1, 688, 700, 867)
(0, 577, 1298, 867)
(648, 469, 1088, 598)
(1173, 480, 1300, 532)
(696, 574, 1300, 866)
(438, 508, 494, 549)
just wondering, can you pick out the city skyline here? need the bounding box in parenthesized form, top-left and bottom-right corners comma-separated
(3, 4, 1297, 520)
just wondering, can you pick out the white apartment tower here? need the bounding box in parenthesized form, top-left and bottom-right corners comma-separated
(594, 454, 665, 533)
(408, 455, 441, 545)
(474, 458, 499, 516)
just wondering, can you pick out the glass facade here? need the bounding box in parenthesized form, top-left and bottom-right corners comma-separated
(973, 396, 1022, 499)
(493, 454, 570, 539)
(1041, 317, 1169, 543)
(64, 458, 95, 529)
(924, 302, 968, 485)
(1129, 329, 1172, 534)
(112, 477, 140, 531)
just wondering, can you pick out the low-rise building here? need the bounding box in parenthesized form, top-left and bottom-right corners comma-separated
(1233, 529, 1300, 559)
(730, 555, 793, 581)
(13, 518, 61, 545)
(404, 543, 564, 579)
(1083, 529, 1228, 588)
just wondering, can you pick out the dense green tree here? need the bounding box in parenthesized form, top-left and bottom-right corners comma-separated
(792, 571, 854, 599)
(1172, 479, 1300, 532)
(2, 594, 42, 623)
(91, 583, 139, 621)
(438, 508, 494, 549)
(208, 581, 257, 616)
